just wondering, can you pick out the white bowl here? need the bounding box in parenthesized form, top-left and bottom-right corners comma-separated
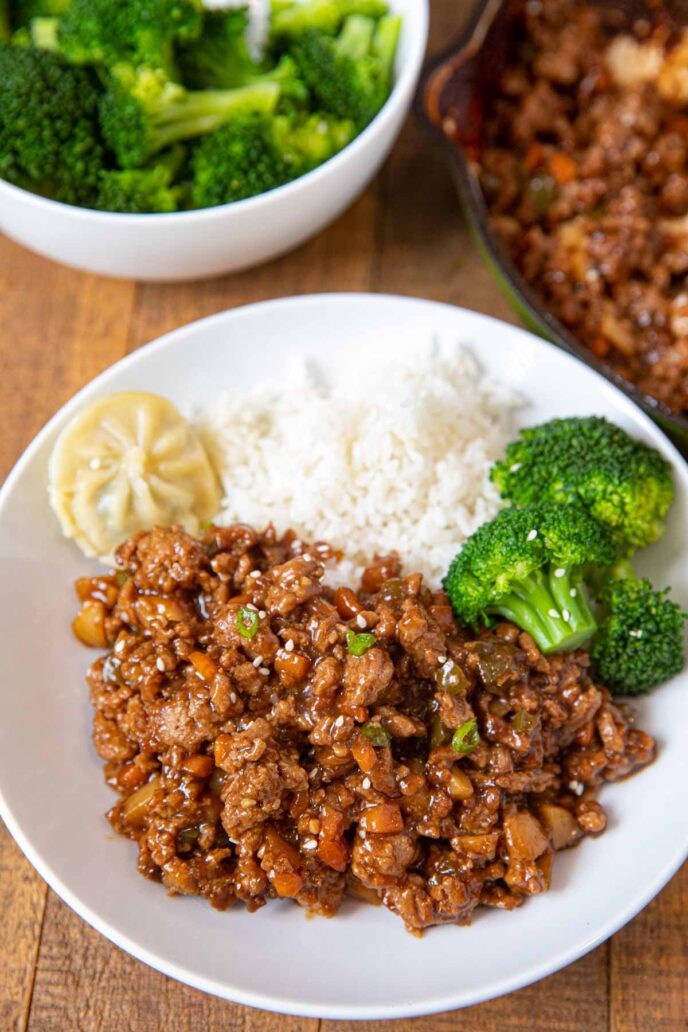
(0, 1, 428, 282)
(0, 295, 686, 1019)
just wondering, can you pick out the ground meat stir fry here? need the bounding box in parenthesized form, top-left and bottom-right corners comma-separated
(478, 0, 688, 413)
(75, 524, 655, 934)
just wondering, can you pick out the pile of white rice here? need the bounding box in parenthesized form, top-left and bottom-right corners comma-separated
(199, 340, 521, 587)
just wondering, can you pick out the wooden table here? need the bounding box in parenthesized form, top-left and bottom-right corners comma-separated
(0, 2, 686, 1029)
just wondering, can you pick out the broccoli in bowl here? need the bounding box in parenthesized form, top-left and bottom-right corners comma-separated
(0, 0, 402, 213)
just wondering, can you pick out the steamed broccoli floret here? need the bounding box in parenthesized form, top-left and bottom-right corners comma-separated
(97, 164, 179, 212)
(444, 503, 617, 654)
(271, 0, 389, 37)
(54, 0, 203, 77)
(179, 8, 306, 99)
(293, 12, 399, 129)
(99, 63, 281, 169)
(0, 42, 105, 205)
(190, 110, 355, 206)
(491, 416, 674, 553)
(591, 564, 686, 695)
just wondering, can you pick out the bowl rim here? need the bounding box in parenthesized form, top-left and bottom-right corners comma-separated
(0, 292, 687, 1019)
(416, 0, 688, 442)
(0, 0, 429, 224)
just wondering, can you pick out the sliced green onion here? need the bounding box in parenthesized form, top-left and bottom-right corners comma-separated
(361, 723, 391, 747)
(237, 606, 259, 640)
(452, 717, 480, 755)
(115, 571, 128, 586)
(346, 628, 377, 656)
(200, 520, 214, 532)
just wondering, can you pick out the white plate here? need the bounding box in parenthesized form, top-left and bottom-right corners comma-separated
(0, 294, 686, 1019)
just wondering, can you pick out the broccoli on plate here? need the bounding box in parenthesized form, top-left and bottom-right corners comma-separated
(490, 416, 674, 553)
(444, 503, 617, 655)
(591, 562, 686, 695)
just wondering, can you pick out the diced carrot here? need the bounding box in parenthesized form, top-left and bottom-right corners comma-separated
(263, 826, 302, 869)
(271, 872, 303, 898)
(359, 803, 404, 835)
(590, 336, 610, 358)
(189, 651, 218, 683)
(182, 754, 214, 778)
(524, 141, 545, 171)
(274, 649, 311, 684)
(318, 838, 348, 872)
(351, 737, 377, 773)
(548, 152, 576, 184)
(666, 114, 688, 137)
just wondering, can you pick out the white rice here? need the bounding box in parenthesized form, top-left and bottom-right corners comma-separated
(199, 340, 522, 587)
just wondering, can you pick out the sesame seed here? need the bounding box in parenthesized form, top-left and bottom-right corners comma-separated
(249, 570, 261, 579)
(568, 780, 584, 796)
(292, 539, 302, 550)
(252, 656, 263, 668)
(562, 609, 571, 622)
(437, 655, 447, 665)
(526, 529, 538, 541)
(510, 462, 522, 472)
(570, 588, 578, 598)
(156, 658, 165, 672)
(362, 777, 371, 790)
(548, 608, 560, 619)
(302, 839, 317, 850)
(285, 639, 295, 652)
(309, 768, 318, 779)
(246, 603, 258, 612)
(359, 830, 366, 839)
(554, 568, 565, 578)
(259, 667, 270, 676)
(258, 610, 266, 619)
(356, 614, 367, 629)
(229, 692, 237, 704)
(115, 639, 125, 654)
(334, 715, 345, 728)
(241, 797, 257, 808)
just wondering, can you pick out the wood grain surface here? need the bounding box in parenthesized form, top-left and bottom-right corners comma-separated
(0, 2, 686, 1029)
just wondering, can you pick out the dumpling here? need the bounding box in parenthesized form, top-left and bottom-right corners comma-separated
(49, 391, 221, 560)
